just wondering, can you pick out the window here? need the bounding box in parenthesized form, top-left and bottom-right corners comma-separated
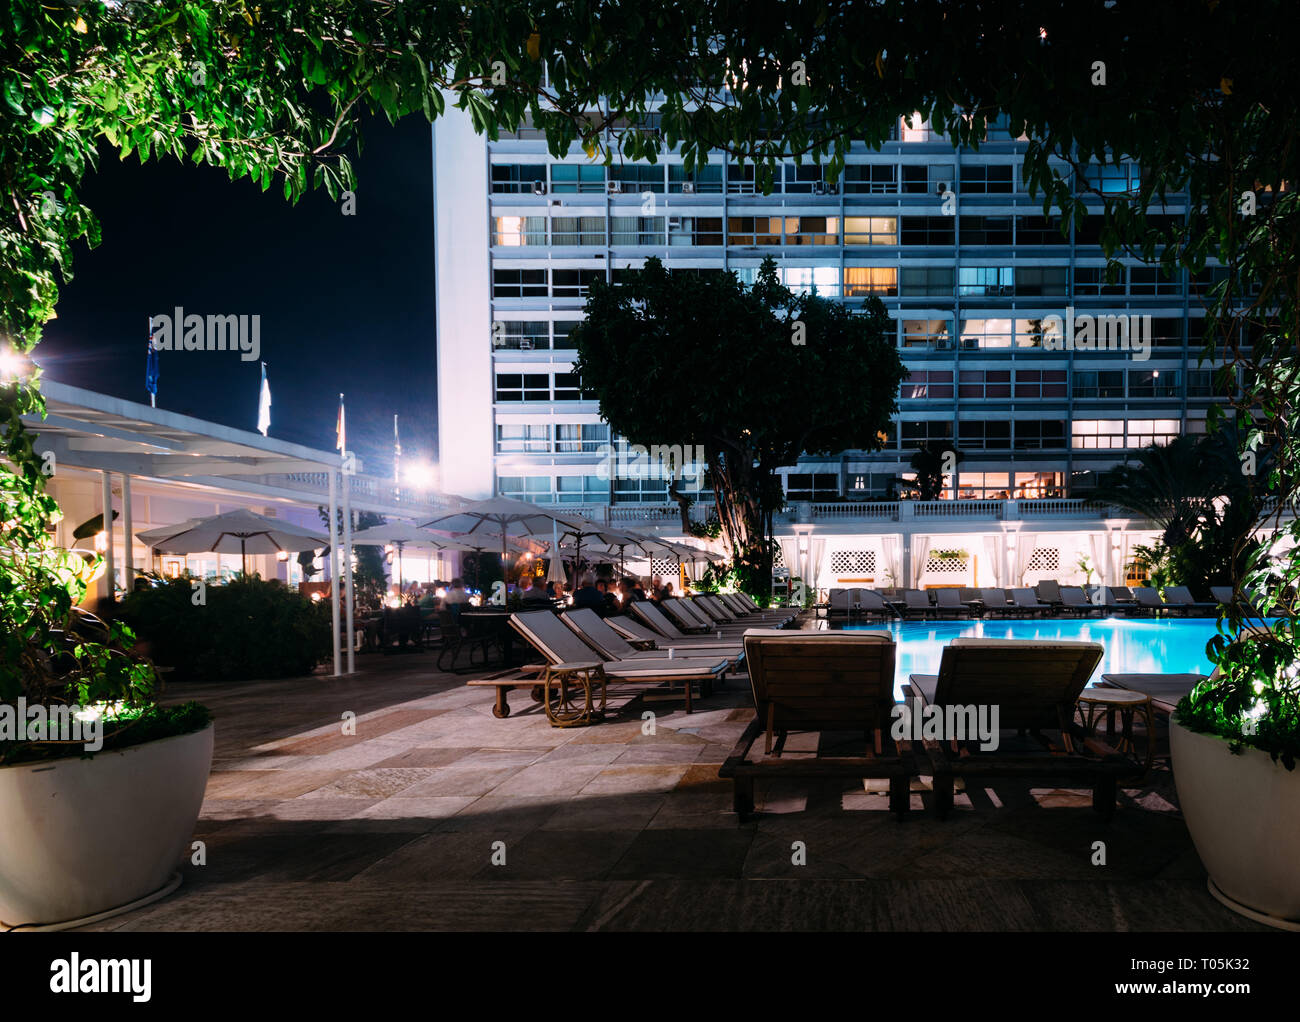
(958, 370, 1011, 398)
(901, 370, 954, 400)
(958, 266, 1014, 296)
(497, 476, 552, 502)
(551, 269, 605, 297)
(491, 216, 546, 246)
(1188, 368, 1234, 398)
(960, 165, 1014, 193)
(785, 216, 839, 245)
(1074, 266, 1124, 296)
(1014, 370, 1067, 399)
(843, 216, 897, 245)
(1190, 266, 1230, 297)
(1150, 317, 1185, 349)
(552, 321, 580, 349)
(1125, 418, 1181, 448)
(556, 475, 607, 503)
(844, 266, 898, 296)
(956, 472, 1011, 499)
(491, 164, 546, 193)
(785, 473, 840, 500)
(609, 164, 665, 193)
(959, 318, 1014, 349)
(1128, 370, 1180, 398)
(492, 321, 549, 350)
(781, 266, 840, 296)
(726, 162, 757, 193)
(555, 423, 610, 453)
(900, 115, 938, 142)
(667, 216, 724, 246)
(898, 266, 953, 297)
(551, 164, 605, 193)
(901, 216, 955, 245)
(902, 163, 954, 193)
(901, 420, 953, 448)
(1072, 419, 1126, 449)
(1080, 163, 1140, 195)
(1016, 215, 1066, 245)
(727, 216, 782, 245)
(960, 216, 1013, 246)
(496, 424, 550, 453)
(494, 373, 550, 402)
(1016, 267, 1068, 296)
(958, 420, 1011, 449)
(1073, 370, 1125, 398)
(610, 216, 665, 245)
(783, 163, 826, 192)
(553, 372, 583, 400)
(1129, 266, 1183, 296)
(902, 319, 951, 349)
(843, 164, 896, 194)
(492, 268, 547, 298)
(1015, 420, 1066, 449)
(669, 164, 723, 193)
(551, 216, 605, 246)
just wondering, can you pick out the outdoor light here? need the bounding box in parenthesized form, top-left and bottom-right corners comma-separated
(436, 586, 446, 598)
(93, 531, 108, 553)
(276, 551, 289, 562)
(310, 591, 323, 603)
(385, 595, 401, 609)
(0, 346, 30, 381)
(404, 461, 438, 491)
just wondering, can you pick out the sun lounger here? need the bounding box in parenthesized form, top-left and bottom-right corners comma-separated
(934, 588, 973, 618)
(510, 610, 729, 713)
(563, 608, 743, 667)
(1100, 673, 1210, 714)
(901, 589, 936, 619)
(693, 594, 737, 622)
(658, 598, 715, 633)
(1161, 586, 1218, 616)
(979, 588, 1014, 618)
(1131, 587, 1167, 616)
(1059, 586, 1103, 617)
(1035, 580, 1063, 609)
(904, 638, 1130, 818)
(719, 629, 912, 820)
(1009, 588, 1052, 616)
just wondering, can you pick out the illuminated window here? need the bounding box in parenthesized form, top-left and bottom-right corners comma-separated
(844, 266, 897, 296)
(843, 216, 897, 245)
(491, 216, 545, 246)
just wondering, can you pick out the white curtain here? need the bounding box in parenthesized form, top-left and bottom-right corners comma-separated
(778, 537, 800, 581)
(808, 537, 826, 590)
(909, 536, 931, 589)
(982, 535, 1002, 586)
(1013, 532, 1037, 587)
(881, 535, 902, 588)
(1089, 533, 1108, 589)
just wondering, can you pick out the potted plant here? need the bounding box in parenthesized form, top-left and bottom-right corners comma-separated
(1169, 523, 1300, 929)
(1, 499, 213, 930)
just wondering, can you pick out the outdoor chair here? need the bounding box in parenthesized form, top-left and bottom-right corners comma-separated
(904, 638, 1130, 819)
(562, 608, 743, 668)
(720, 629, 912, 820)
(1010, 588, 1052, 616)
(934, 588, 973, 618)
(901, 589, 935, 619)
(1161, 586, 1218, 616)
(1059, 586, 1103, 618)
(1131, 587, 1168, 616)
(1035, 580, 1063, 609)
(979, 588, 1014, 618)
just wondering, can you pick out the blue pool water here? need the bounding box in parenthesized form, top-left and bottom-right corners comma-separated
(840, 617, 1240, 695)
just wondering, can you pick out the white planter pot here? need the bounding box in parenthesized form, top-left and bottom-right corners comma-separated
(0, 723, 213, 929)
(1170, 719, 1300, 929)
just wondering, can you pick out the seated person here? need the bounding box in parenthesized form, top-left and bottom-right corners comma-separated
(441, 577, 470, 619)
(520, 576, 552, 605)
(596, 579, 618, 616)
(572, 573, 604, 613)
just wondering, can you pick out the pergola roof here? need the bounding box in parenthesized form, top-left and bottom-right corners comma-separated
(25, 381, 453, 518)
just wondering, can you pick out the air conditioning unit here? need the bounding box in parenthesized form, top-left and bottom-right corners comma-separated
(607, 181, 623, 194)
(531, 180, 547, 195)
(935, 337, 951, 350)
(681, 182, 696, 194)
(519, 339, 534, 350)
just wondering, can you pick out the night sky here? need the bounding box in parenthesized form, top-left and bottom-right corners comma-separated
(37, 113, 438, 477)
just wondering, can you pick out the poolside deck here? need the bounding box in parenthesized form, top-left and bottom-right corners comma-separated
(78, 642, 1266, 931)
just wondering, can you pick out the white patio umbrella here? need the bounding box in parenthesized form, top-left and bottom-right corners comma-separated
(418, 498, 586, 585)
(350, 523, 478, 590)
(137, 509, 328, 575)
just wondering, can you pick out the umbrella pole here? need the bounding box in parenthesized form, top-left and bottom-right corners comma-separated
(396, 542, 404, 598)
(241, 537, 247, 577)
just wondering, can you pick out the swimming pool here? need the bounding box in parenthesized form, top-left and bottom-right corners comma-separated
(839, 617, 1240, 695)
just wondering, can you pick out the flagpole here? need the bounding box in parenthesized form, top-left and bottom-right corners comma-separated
(328, 470, 341, 677)
(339, 394, 356, 674)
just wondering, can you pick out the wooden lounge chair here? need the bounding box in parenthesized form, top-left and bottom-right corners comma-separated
(934, 588, 973, 618)
(562, 608, 743, 667)
(693, 594, 736, 622)
(1161, 586, 1218, 616)
(901, 589, 935, 619)
(1010, 588, 1052, 616)
(719, 629, 913, 820)
(979, 587, 1014, 617)
(1100, 673, 1209, 715)
(509, 610, 729, 713)
(658, 598, 714, 633)
(606, 613, 740, 653)
(904, 638, 1131, 819)
(630, 600, 700, 641)
(676, 598, 751, 635)
(722, 592, 797, 624)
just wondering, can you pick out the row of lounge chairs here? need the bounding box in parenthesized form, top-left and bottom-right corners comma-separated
(721, 631, 1134, 820)
(828, 583, 1226, 619)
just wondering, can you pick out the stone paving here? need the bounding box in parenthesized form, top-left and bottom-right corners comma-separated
(80, 640, 1267, 931)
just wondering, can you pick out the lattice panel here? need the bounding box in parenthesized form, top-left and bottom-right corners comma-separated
(925, 557, 968, 574)
(1027, 548, 1060, 572)
(650, 558, 678, 577)
(830, 550, 877, 574)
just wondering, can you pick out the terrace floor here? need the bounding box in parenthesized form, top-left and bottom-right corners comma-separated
(80, 633, 1268, 932)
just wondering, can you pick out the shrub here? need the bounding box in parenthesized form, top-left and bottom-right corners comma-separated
(121, 576, 331, 682)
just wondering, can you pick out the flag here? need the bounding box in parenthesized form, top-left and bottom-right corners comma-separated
(393, 414, 401, 494)
(145, 316, 160, 407)
(256, 362, 271, 436)
(335, 393, 346, 453)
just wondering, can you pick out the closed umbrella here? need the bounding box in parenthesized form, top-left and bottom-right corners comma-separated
(137, 509, 328, 576)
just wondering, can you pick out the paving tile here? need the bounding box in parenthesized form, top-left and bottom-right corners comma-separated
(608, 829, 755, 880)
(393, 766, 525, 797)
(579, 765, 690, 795)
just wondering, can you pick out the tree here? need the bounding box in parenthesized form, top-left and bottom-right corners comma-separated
(910, 441, 960, 501)
(572, 256, 904, 596)
(316, 508, 387, 609)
